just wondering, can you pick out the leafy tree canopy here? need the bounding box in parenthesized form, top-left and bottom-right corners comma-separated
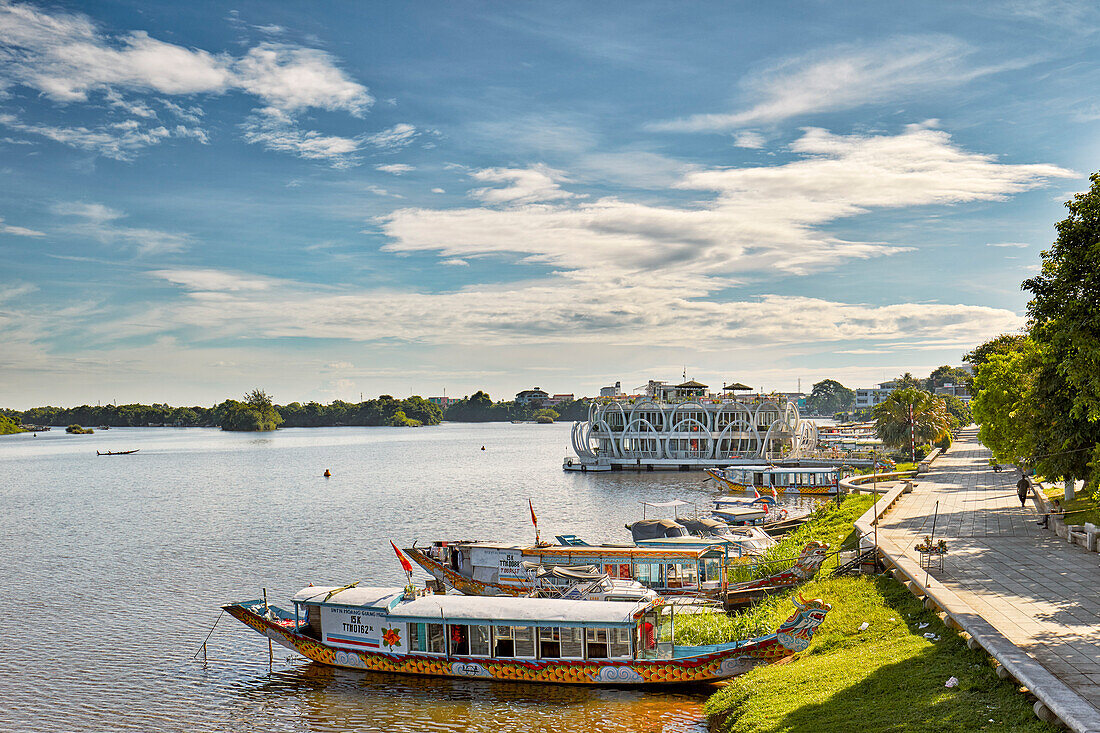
(873, 387, 951, 461)
(807, 380, 855, 416)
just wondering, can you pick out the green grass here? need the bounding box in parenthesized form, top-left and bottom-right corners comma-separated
(702, 575, 1057, 732)
(1040, 485, 1100, 526)
(730, 494, 875, 583)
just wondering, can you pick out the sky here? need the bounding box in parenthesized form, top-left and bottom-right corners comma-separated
(0, 1, 1096, 408)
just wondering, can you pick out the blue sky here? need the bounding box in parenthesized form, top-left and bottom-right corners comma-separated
(0, 1, 1095, 408)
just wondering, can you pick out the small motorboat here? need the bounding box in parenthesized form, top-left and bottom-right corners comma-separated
(96, 449, 139, 456)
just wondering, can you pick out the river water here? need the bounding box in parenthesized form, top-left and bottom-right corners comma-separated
(0, 423, 812, 733)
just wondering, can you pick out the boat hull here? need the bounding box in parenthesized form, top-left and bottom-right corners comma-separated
(222, 603, 793, 685)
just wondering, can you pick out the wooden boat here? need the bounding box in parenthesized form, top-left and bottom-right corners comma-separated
(406, 541, 732, 600)
(223, 585, 831, 685)
(706, 465, 845, 495)
(96, 449, 139, 456)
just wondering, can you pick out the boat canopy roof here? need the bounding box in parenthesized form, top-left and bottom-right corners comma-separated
(441, 541, 728, 559)
(628, 519, 688, 541)
(678, 517, 727, 534)
(295, 586, 651, 626)
(641, 500, 692, 508)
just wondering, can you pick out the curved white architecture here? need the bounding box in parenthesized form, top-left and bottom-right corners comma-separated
(566, 392, 817, 471)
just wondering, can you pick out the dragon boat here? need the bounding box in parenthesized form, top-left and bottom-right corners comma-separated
(705, 465, 847, 495)
(406, 541, 733, 600)
(223, 585, 831, 686)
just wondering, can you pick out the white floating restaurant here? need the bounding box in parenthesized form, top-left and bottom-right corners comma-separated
(564, 379, 818, 471)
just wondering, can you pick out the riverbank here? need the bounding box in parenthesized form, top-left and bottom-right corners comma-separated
(703, 574, 1055, 732)
(696, 492, 1059, 732)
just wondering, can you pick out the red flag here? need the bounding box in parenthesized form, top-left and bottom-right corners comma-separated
(529, 499, 538, 527)
(390, 541, 413, 575)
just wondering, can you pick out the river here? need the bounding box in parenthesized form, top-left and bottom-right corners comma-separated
(0, 422, 814, 732)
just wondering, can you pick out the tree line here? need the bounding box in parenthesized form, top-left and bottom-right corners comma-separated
(968, 173, 1100, 501)
(2, 389, 594, 432)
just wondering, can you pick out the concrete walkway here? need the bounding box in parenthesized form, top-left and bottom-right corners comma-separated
(877, 430, 1100, 717)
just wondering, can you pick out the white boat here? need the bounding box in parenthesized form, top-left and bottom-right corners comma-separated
(223, 584, 832, 685)
(524, 563, 657, 602)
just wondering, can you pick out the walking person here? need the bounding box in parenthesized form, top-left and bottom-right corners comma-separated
(1016, 473, 1031, 508)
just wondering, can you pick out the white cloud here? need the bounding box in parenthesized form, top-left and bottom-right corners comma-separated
(0, 217, 44, 236)
(0, 2, 369, 158)
(733, 131, 767, 149)
(0, 112, 201, 160)
(365, 123, 417, 151)
(148, 268, 276, 291)
(233, 43, 371, 114)
(54, 202, 190, 254)
(986, 242, 1030, 247)
(431, 187, 445, 194)
(381, 125, 1072, 285)
(241, 107, 360, 167)
(441, 258, 468, 266)
(650, 36, 1018, 132)
(469, 164, 576, 205)
(376, 163, 414, 174)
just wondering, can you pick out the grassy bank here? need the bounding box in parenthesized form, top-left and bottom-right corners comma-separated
(700, 575, 1056, 732)
(730, 494, 875, 583)
(1041, 484, 1100, 526)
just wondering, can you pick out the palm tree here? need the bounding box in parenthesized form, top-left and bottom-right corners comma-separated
(873, 387, 951, 461)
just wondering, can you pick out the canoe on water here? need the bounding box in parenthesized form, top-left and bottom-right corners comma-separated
(96, 449, 139, 455)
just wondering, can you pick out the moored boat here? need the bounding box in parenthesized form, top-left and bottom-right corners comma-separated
(222, 585, 831, 685)
(708, 465, 846, 495)
(406, 541, 731, 600)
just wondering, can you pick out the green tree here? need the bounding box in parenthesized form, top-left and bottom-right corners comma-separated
(893, 372, 922, 391)
(218, 389, 283, 431)
(806, 380, 855, 416)
(873, 387, 951, 461)
(971, 338, 1040, 467)
(1021, 174, 1100, 495)
(534, 407, 560, 422)
(925, 365, 972, 392)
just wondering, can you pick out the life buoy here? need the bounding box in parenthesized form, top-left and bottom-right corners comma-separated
(780, 508, 788, 519)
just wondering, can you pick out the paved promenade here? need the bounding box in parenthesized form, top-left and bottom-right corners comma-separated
(877, 430, 1100, 716)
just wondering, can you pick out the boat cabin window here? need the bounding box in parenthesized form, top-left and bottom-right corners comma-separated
(633, 562, 660, 586)
(306, 604, 322, 638)
(493, 626, 535, 658)
(585, 627, 633, 659)
(536, 627, 584, 659)
(701, 558, 723, 584)
(446, 624, 490, 656)
(665, 561, 698, 588)
(409, 622, 446, 654)
(603, 563, 631, 579)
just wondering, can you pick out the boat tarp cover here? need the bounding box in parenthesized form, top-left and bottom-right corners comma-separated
(628, 519, 689, 541)
(533, 565, 605, 581)
(293, 586, 650, 625)
(678, 517, 727, 535)
(520, 561, 602, 578)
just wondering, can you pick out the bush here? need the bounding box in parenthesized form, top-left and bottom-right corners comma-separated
(65, 424, 93, 434)
(935, 434, 952, 452)
(913, 443, 933, 461)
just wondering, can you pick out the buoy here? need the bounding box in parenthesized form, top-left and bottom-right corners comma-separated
(323, 469, 331, 477)
(481, 446, 486, 451)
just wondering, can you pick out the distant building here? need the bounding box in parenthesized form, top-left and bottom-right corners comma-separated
(428, 396, 460, 409)
(777, 392, 808, 411)
(935, 384, 972, 402)
(515, 387, 549, 405)
(546, 393, 575, 406)
(599, 381, 622, 397)
(855, 382, 895, 409)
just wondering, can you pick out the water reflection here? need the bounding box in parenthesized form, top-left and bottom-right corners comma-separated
(224, 661, 710, 733)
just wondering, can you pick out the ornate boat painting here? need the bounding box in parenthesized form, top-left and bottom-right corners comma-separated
(223, 585, 831, 686)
